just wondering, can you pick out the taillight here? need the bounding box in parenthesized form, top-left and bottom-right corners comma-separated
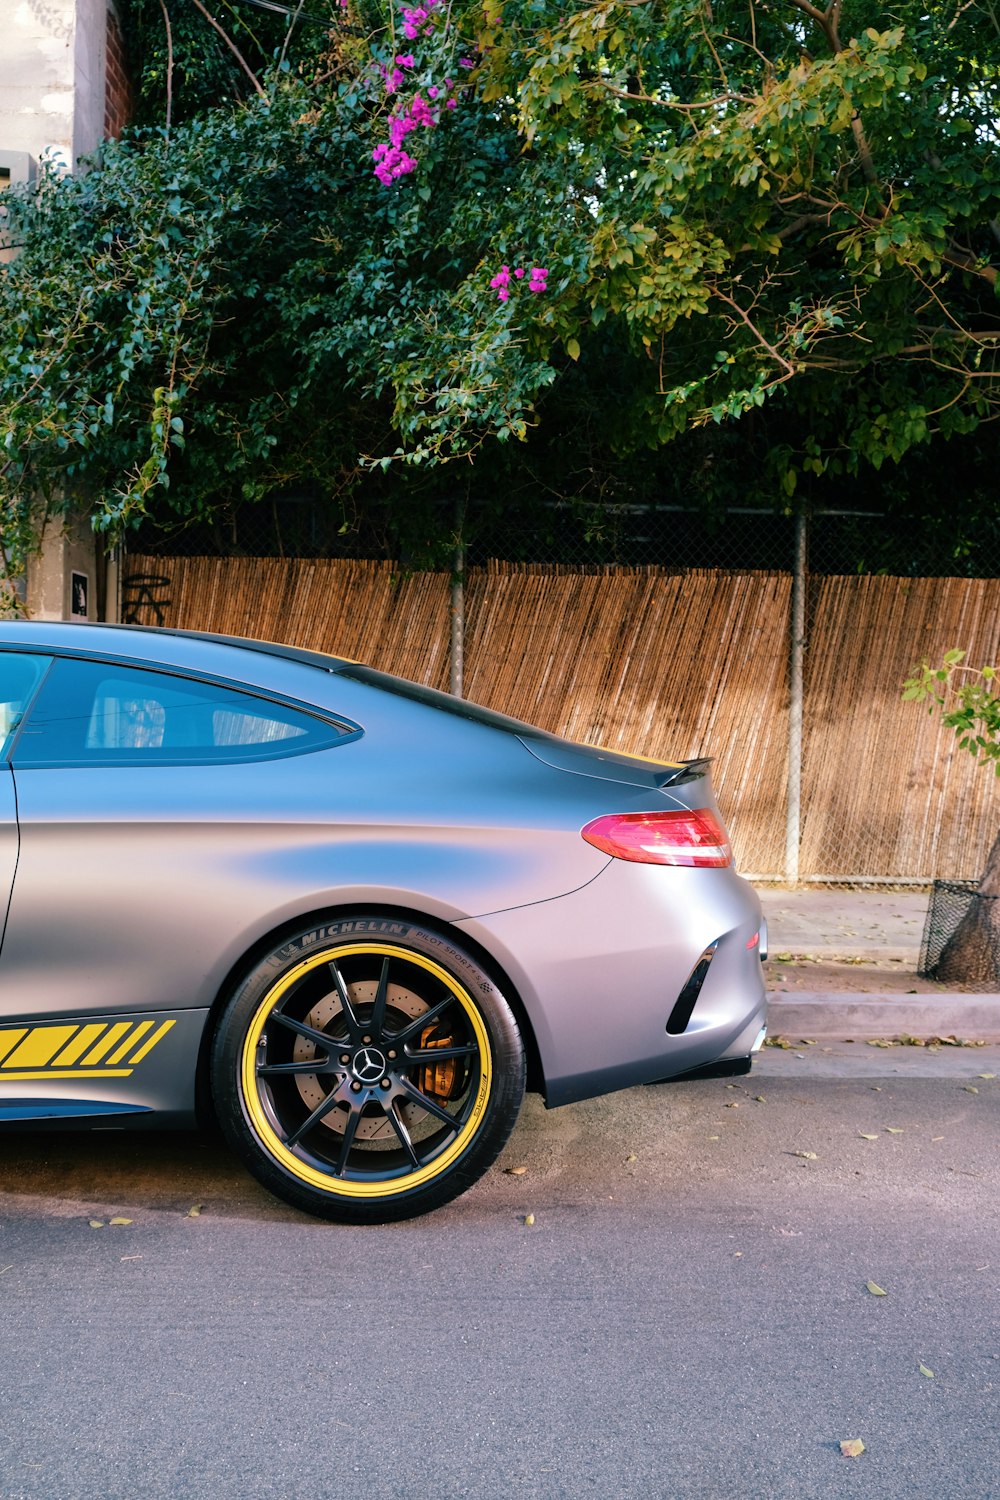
(581, 809, 732, 867)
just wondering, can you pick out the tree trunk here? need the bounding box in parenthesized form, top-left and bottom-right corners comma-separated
(935, 827, 1000, 984)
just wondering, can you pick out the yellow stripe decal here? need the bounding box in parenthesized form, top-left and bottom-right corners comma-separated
(127, 1019, 175, 1064)
(51, 1024, 107, 1067)
(3, 1026, 79, 1070)
(107, 1021, 153, 1065)
(0, 1030, 28, 1065)
(80, 1023, 132, 1066)
(0, 1019, 177, 1076)
(0, 1070, 134, 1081)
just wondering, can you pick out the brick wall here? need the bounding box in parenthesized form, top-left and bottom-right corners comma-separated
(104, 4, 133, 139)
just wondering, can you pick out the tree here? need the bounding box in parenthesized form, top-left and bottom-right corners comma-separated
(904, 651, 1000, 982)
(0, 0, 997, 583)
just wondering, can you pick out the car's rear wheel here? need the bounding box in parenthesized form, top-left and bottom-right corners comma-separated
(211, 917, 525, 1223)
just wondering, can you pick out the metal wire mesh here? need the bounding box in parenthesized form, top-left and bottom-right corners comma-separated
(130, 501, 1000, 579)
(919, 880, 1000, 991)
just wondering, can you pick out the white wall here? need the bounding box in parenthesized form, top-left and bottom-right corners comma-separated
(1, 0, 107, 170)
(4, 1, 111, 619)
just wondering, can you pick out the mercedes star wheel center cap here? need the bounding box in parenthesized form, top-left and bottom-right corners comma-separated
(352, 1046, 388, 1085)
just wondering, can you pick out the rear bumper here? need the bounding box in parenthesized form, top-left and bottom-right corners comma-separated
(456, 860, 767, 1108)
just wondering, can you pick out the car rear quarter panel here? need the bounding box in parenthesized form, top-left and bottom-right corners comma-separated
(456, 861, 767, 1106)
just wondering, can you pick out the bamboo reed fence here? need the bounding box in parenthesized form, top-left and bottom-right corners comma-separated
(122, 556, 1000, 884)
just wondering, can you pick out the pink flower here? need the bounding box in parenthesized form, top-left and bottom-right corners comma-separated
(409, 93, 435, 127)
(446, 98, 457, 109)
(428, 85, 439, 98)
(514, 267, 525, 279)
(497, 288, 509, 302)
(373, 143, 418, 183)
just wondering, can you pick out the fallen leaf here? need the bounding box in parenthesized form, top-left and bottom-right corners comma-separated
(840, 1438, 865, 1458)
(870, 1086, 882, 1092)
(866, 1281, 888, 1297)
(859, 1132, 879, 1141)
(89, 1220, 104, 1229)
(885, 1128, 904, 1135)
(931, 1136, 944, 1141)
(625, 1153, 637, 1162)
(708, 1135, 720, 1141)
(726, 1102, 739, 1109)
(504, 1166, 527, 1176)
(109, 1216, 133, 1226)
(918, 1364, 934, 1378)
(185, 1205, 203, 1218)
(793, 1151, 818, 1160)
(978, 1073, 996, 1080)
(963, 1086, 979, 1095)
(754, 1095, 767, 1103)
(523, 1213, 535, 1227)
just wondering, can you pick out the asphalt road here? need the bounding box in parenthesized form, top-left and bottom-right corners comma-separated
(0, 1047, 996, 1500)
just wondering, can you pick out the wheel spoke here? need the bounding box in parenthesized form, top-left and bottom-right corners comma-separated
(381, 1101, 420, 1169)
(397, 1076, 463, 1132)
(390, 995, 453, 1045)
(334, 1103, 362, 1177)
(370, 957, 390, 1039)
(404, 1043, 477, 1063)
(258, 1057, 339, 1077)
(283, 1085, 342, 1149)
(327, 960, 361, 1036)
(269, 1012, 338, 1051)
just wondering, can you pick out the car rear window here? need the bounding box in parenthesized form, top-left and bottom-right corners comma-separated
(12, 657, 359, 767)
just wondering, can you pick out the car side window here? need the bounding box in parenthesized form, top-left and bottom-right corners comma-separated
(0, 654, 51, 759)
(13, 657, 356, 767)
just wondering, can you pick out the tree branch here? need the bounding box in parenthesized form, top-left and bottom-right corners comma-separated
(710, 285, 799, 378)
(189, 0, 269, 101)
(158, 0, 174, 136)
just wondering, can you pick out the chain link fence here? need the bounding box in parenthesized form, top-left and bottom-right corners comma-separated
(129, 496, 1000, 580)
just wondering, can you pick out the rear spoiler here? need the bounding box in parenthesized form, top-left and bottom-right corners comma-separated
(518, 737, 713, 791)
(656, 757, 712, 788)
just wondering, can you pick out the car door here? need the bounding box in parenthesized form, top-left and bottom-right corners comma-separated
(0, 653, 51, 952)
(0, 762, 15, 947)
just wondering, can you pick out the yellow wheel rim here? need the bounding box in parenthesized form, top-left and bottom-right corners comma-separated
(240, 943, 492, 1199)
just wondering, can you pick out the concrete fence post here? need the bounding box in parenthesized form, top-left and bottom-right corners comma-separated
(786, 509, 808, 884)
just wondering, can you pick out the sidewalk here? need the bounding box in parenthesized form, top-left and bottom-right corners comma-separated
(756, 887, 1000, 1042)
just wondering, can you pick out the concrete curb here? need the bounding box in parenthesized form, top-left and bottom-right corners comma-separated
(767, 992, 1000, 1042)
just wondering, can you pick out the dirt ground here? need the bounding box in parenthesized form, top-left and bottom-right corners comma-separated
(765, 956, 979, 995)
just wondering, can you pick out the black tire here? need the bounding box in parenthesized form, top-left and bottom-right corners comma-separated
(211, 916, 525, 1223)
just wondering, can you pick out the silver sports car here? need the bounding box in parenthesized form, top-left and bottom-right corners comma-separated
(0, 621, 766, 1222)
